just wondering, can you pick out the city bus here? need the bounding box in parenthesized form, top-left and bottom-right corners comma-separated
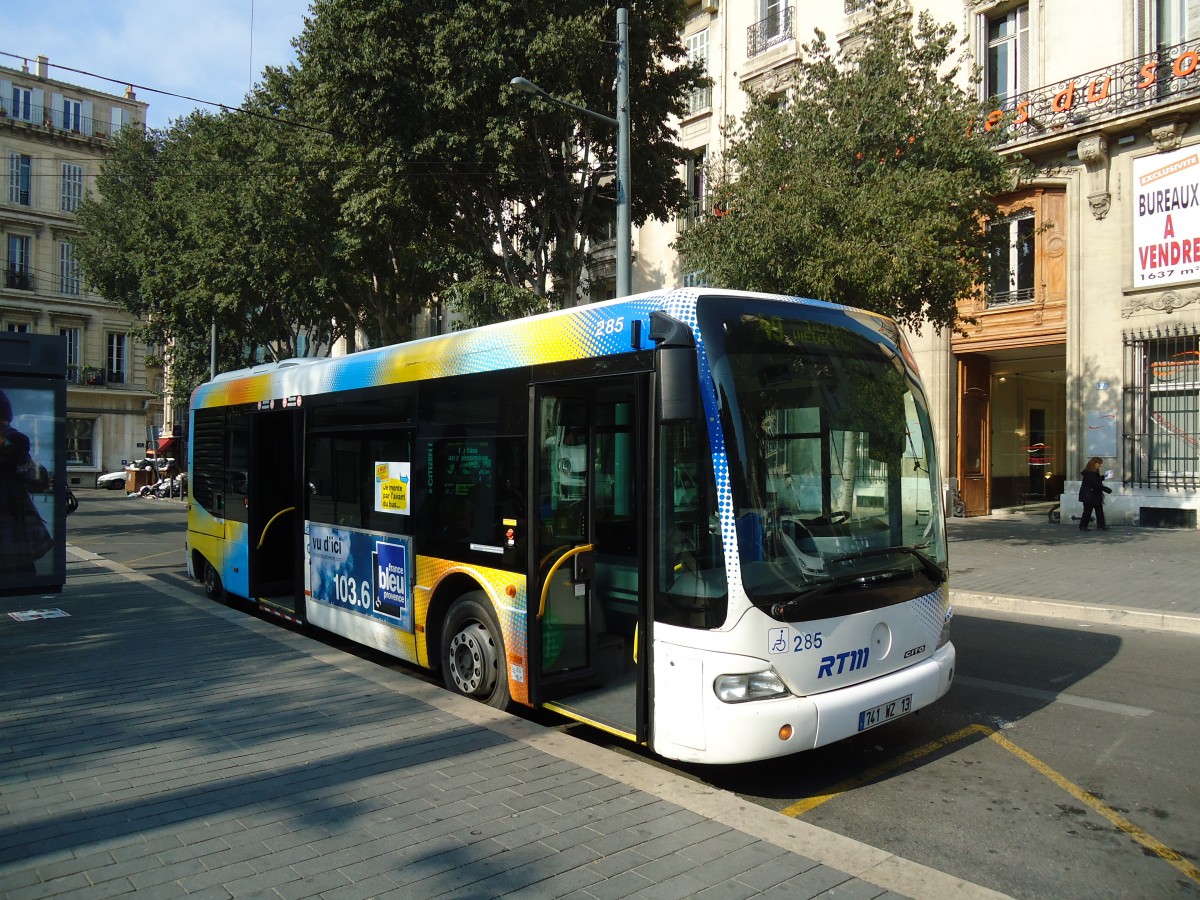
(185, 288, 955, 764)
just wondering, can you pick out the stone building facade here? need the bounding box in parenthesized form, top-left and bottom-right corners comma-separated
(626, 0, 1200, 526)
(1, 56, 159, 482)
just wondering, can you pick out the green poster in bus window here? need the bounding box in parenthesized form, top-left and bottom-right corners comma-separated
(374, 461, 410, 515)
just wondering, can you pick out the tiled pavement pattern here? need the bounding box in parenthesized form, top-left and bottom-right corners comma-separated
(1, 551, 1003, 900)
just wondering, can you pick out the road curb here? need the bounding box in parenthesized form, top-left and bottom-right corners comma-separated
(952, 589, 1200, 635)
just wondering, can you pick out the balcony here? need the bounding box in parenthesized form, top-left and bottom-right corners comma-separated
(5, 268, 34, 290)
(982, 39, 1200, 148)
(78, 366, 106, 386)
(747, 7, 794, 59)
(0, 105, 118, 143)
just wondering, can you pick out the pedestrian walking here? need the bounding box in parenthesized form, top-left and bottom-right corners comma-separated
(1078, 456, 1112, 531)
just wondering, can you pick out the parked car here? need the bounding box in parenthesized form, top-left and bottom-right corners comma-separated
(96, 470, 126, 490)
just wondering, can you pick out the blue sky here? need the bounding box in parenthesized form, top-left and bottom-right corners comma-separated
(0, 0, 311, 129)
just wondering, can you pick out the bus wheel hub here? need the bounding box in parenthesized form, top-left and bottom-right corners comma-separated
(449, 622, 495, 695)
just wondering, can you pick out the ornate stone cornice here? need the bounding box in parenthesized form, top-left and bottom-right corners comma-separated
(1122, 289, 1200, 317)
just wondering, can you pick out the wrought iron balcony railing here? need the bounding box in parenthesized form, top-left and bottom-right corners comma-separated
(5, 267, 34, 290)
(747, 7, 794, 59)
(0, 104, 122, 142)
(985, 286, 1036, 308)
(982, 39, 1200, 145)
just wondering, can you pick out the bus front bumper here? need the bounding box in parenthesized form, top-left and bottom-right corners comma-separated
(652, 642, 955, 765)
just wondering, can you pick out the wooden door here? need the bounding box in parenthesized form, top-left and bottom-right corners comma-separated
(957, 355, 991, 516)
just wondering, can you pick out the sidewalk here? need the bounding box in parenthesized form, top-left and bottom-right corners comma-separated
(946, 505, 1200, 634)
(0, 549, 1004, 900)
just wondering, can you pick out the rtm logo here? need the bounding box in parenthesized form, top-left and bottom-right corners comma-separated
(817, 647, 869, 678)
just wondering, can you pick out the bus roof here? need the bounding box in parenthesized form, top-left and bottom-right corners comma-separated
(190, 287, 866, 411)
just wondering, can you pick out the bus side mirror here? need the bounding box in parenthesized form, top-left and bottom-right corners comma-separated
(650, 311, 698, 422)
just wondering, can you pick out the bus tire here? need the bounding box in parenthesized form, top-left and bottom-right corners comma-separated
(203, 561, 224, 601)
(441, 592, 511, 710)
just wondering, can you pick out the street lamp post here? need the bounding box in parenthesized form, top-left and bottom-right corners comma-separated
(509, 7, 631, 298)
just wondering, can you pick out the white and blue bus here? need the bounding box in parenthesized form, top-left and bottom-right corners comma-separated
(186, 288, 954, 764)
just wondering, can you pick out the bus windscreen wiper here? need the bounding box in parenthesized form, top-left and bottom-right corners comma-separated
(769, 577, 840, 620)
(827, 545, 946, 584)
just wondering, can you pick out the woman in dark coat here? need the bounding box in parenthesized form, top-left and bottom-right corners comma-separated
(1078, 456, 1112, 531)
(0, 389, 52, 575)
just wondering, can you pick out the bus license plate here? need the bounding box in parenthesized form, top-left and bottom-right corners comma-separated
(858, 694, 913, 732)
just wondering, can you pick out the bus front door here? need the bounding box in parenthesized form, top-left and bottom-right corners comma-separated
(247, 408, 304, 619)
(531, 376, 646, 742)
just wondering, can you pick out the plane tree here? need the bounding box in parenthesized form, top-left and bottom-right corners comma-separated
(296, 0, 705, 321)
(676, 0, 1018, 332)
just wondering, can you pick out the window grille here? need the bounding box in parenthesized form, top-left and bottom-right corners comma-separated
(1123, 323, 1200, 488)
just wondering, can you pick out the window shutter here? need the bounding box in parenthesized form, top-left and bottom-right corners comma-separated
(31, 88, 44, 123)
(50, 92, 63, 126)
(0, 80, 10, 111)
(1017, 4, 1029, 95)
(81, 100, 93, 136)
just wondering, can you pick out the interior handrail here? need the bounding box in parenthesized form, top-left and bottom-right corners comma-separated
(257, 506, 296, 549)
(537, 543, 594, 620)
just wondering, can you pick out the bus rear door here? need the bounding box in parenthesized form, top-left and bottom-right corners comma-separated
(530, 375, 647, 742)
(247, 407, 305, 619)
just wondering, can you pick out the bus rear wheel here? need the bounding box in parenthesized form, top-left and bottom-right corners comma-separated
(203, 561, 224, 601)
(441, 593, 511, 710)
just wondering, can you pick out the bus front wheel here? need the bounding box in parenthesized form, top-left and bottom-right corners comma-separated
(203, 561, 224, 601)
(441, 593, 510, 710)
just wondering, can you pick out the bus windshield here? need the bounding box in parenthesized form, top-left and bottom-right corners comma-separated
(702, 301, 946, 613)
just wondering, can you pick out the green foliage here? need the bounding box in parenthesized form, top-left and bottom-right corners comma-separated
(297, 0, 703, 316)
(75, 76, 359, 399)
(448, 272, 550, 329)
(676, 0, 1017, 332)
(76, 1, 703, 394)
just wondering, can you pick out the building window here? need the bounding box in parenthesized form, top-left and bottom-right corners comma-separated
(8, 152, 31, 205)
(986, 212, 1035, 307)
(6, 322, 30, 332)
(107, 332, 127, 384)
(66, 418, 96, 467)
(1124, 327, 1200, 488)
(60, 327, 81, 382)
(60, 241, 81, 295)
(6, 234, 32, 290)
(62, 98, 83, 132)
(984, 4, 1028, 104)
(9, 86, 34, 122)
(683, 148, 707, 228)
(1157, 0, 1196, 48)
(683, 270, 709, 288)
(748, 1, 793, 58)
(61, 163, 84, 212)
(686, 29, 711, 116)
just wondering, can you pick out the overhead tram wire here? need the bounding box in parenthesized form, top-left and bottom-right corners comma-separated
(0, 49, 331, 136)
(0, 51, 621, 181)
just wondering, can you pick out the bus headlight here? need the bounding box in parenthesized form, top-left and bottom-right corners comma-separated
(938, 605, 954, 647)
(713, 670, 790, 703)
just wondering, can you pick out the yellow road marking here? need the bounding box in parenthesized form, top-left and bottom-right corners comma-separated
(782, 723, 1200, 886)
(120, 549, 184, 567)
(986, 728, 1200, 886)
(782, 724, 984, 816)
